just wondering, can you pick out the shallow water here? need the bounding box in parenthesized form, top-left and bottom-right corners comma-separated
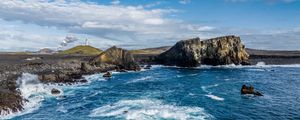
(4, 65, 300, 120)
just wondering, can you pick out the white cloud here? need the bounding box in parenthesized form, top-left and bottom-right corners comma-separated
(0, 0, 297, 51)
(0, 0, 216, 50)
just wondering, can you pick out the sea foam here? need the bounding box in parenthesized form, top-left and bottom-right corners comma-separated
(205, 94, 224, 101)
(0, 73, 63, 119)
(89, 99, 213, 120)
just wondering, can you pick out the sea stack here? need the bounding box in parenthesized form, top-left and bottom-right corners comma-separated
(91, 46, 141, 71)
(157, 35, 250, 67)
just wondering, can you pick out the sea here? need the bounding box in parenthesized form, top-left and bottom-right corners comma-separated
(1, 63, 300, 120)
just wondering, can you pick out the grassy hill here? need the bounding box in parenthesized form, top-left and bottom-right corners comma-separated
(60, 45, 102, 55)
(130, 46, 171, 55)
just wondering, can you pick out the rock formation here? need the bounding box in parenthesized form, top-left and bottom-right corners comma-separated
(241, 85, 263, 96)
(91, 46, 140, 71)
(157, 35, 250, 67)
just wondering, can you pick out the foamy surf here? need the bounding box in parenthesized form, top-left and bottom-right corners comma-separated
(0, 73, 64, 119)
(89, 99, 213, 120)
(127, 76, 153, 83)
(201, 84, 224, 101)
(205, 94, 224, 101)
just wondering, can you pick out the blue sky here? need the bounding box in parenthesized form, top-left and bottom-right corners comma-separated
(0, 0, 299, 51)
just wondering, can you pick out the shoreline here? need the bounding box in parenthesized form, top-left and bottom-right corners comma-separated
(1, 47, 300, 117)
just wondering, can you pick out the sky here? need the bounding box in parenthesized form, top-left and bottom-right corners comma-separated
(0, 0, 299, 51)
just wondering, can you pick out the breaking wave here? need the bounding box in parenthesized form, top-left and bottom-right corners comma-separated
(205, 94, 224, 101)
(127, 76, 153, 83)
(89, 99, 213, 120)
(0, 73, 63, 119)
(201, 84, 225, 101)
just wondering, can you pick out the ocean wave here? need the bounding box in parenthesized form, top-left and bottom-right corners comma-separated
(83, 73, 107, 82)
(126, 76, 152, 84)
(0, 73, 64, 119)
(205, 94, 224, 101)
(201, 84, 219, 94)
(201, 84, 224, 101)
(89, 99, 213, 120)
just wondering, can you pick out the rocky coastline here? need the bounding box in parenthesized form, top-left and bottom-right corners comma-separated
(1, 35, 300, 116)
(0, 46, 140, 116)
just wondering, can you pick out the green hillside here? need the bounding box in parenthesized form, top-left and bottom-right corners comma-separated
(60, 45, 102, 55)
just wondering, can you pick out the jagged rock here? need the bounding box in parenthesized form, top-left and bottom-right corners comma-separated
(157, 35, 250, 67)
(103, 72, 112, 78)
(91, 46, 141, 71)
(51, 88, 61, 95)
(241, 85, 263, 96)
(38, 73, 83, 83)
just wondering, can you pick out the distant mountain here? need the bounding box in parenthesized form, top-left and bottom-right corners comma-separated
(60, 45, 102, 55)
(38, 48, 55, 54)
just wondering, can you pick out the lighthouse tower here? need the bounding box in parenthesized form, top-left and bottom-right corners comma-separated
(85, 38, 89, 46)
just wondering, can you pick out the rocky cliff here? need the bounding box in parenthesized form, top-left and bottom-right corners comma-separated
(91, 46, 140, 71)
(157, 35, 250, 67)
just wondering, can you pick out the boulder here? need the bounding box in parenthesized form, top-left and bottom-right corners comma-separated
(51, 88, 61, 95)
(91, 46, 141, 71)
(103, 72, 112, 78)
(157, 35, 250, 67)
(241, 85, 263, 96)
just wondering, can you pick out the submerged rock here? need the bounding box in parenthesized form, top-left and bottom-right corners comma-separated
(51, 88, 61, 95)
(103, 72, 112, 78)
(157, 35, 250, 67)
(144, 65, 152, 69)
(241, 85, 263, 96)
(91, 46, 141, 71)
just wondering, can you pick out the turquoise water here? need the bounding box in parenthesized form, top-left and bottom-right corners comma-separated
(7, 65, 300, 119)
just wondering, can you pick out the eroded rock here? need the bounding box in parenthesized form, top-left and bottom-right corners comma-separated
(91, 46, 141, 71)
(157, 35, 250, 67)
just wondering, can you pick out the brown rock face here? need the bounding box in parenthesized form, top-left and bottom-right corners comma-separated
(91, 46, 140, 71)
(157, 35, 250, 67)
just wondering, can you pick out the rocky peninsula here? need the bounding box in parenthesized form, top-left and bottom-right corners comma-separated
(0, 46, 140, 116)
(1, 35, 300, 116)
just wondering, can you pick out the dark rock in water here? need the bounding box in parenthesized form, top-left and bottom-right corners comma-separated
(157, 35, 250, 67)
(117, 69, 128, 72)
(51, 88, 61, 95)
(103, 72, 112, 78)
(123, 110, 128, 114)
(91, 46, 141, 71)
(78, 79, 88, 83)
(241, 85, 263, 96)
(144, 65, 152, 69)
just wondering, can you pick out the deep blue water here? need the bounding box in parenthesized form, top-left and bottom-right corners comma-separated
(7, 65, 300, 120)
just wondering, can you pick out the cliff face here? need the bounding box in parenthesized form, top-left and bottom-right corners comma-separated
(157, 35, 250, 67)
(92, 46, 140, 71)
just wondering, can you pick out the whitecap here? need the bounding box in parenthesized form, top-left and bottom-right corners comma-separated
(89, 99, 213, 120)
(201, 84, 219, 93)
(127, 76, 152, 83)
(0, 73, 64, 119)
(205, 94, 224, 101)
(83, 74, 106, 82)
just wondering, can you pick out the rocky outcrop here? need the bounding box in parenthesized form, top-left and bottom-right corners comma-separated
(91, 46, 141, 71)
(241, 85, 263, 96)
(157, 35, 250, 67)
(0, 73, 24, 115)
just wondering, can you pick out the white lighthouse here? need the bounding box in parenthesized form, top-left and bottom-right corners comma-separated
(85, 38, 89, 46)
